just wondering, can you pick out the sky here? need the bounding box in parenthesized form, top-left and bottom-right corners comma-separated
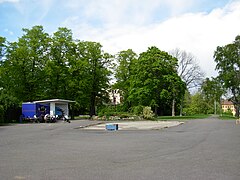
(0, 0, 240, 78)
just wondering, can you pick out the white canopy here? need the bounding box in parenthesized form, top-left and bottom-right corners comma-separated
(31, 99, 75, 117)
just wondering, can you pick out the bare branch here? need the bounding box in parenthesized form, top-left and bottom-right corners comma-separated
(170, 48, 205, 89)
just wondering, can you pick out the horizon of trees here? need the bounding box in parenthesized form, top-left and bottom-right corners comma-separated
(0, 25, 239, 122)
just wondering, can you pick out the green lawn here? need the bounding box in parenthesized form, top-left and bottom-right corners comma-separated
(218, 115, 237, 120)
(157, 114, 211, 121)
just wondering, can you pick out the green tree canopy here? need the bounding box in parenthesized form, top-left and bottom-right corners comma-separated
(76, 41, 112, 116)
(214, 35, 240, 117)
(128, 46, 185, 115)
(0, 26, 113, 120)
(3, 26, 50, 102)
(114, 49, 137, 110)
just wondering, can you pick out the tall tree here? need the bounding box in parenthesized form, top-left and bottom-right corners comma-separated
(170, 49, 204, 116)
(0, 36, 6, 60)
(114, 49, 137, 110)
(214, 35, 240, 117)
(76, 41, 112, 116)
(128, 46, 185, 115)
(45, 27, 75, 99)
(3, 26, 50, 101)
(201, 77, 225, 114)
(183, 91, 211, 115)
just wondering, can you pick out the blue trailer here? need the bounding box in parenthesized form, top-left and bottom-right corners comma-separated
(22, 103, 50, 119)
(22, 99, 75, 123)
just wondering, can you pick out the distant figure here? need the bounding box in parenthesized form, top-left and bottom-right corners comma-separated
(50, 115, 56, 123)
(41, 114, 44, 123)
(19, 114, 24, 123)
(63, 115, 71, 123)
(44, 114, 50, 123)
(33, 115, 39, 123)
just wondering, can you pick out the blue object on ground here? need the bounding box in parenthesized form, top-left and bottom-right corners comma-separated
(106, 124, 118, 131)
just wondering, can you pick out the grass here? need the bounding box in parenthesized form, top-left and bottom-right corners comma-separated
(157, 114, 211, 121)
(218, 114, 237, 120)
(74, 115, 91, 120)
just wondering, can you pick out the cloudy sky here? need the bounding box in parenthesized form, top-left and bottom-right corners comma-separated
(1, 0, 240, 78)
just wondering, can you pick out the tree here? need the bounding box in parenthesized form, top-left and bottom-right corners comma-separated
(214, 35, 240, 118)
(128, 46, 185, 116)
(0, 36, 6, 60)
(170, 49, 204, 116)
(3, 26, 50, 102)
(201, 77, 225, 114)
(45, 27, 75, 99)
(76, 41, 112, 116)
(114, 49, 137, 110)
(0, 36, 23, 122)
(183, 91, 211, 115)
(165, 74, 186, 116)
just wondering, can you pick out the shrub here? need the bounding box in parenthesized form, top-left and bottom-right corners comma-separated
(131, 105, 144, 115)
(143, 106, 154, 120)
(222, 109, 233, 116)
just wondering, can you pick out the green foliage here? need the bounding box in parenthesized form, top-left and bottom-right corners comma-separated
(76, 41, 112, 116)
(0, 36, 6, 60)
(201, 77, 225, 114)
(97, 105, 134, 120)
(219, 114, 237, 120)
(114, 49, 137, 109)
(0, 105, 4, 123)
(143, 106, 154, 120)
(0, 26, 112, 120)
(214, 35, 240, 117)
(2, 26, 226, 121)
(44, 27, 74, 99)
(183, 92, 213, 115)
(222, 109, 233, 116)
(128, 46, 185, 115)
(0, 90, 20, 123)
(2, 26, 50, 102)
(157, 114, 210, 120)
(131, 105, 144, 115)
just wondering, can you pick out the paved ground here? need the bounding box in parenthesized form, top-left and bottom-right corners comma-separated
(0, 117, 240, 180)
(84, 120, 183, 130)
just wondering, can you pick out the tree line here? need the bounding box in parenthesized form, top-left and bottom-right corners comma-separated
(0, 25, 239, 122)
(0, 26, 113, 121)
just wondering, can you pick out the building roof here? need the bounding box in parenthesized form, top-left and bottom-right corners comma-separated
(25, 99, 75, 104)
(221, 100, 233, 105)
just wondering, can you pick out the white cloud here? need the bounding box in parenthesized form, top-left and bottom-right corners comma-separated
(0, 0, 19, 3)
(4, 28, 14, 35)
(9, 0, 54, 22)
(63, 0, 195, 26)
(63, 0, 240, 78)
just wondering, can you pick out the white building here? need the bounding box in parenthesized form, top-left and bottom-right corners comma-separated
(33, 99, 75, 117)
(109, 89, 121, 105)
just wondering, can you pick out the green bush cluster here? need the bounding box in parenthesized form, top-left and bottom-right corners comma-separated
(97, 105, 156, 120)
(222, 109, 233, 116)
(143, 106, 154, 120)
(97, 105, 134, 119)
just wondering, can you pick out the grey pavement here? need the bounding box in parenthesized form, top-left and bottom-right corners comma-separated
(85, 120, 183, 130)
(0, 117, 240, 180)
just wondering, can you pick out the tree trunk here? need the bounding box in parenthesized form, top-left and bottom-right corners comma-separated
(235, 105, 239, 118)
(155, 106, 158, 116)
(214, 99, 217, 115)
(172, 99, 175, 116)
(180, 96, 184, 116)
(89, 92, 96, 117)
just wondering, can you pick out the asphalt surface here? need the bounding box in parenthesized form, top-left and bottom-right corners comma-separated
(0, 117, 240, 180)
